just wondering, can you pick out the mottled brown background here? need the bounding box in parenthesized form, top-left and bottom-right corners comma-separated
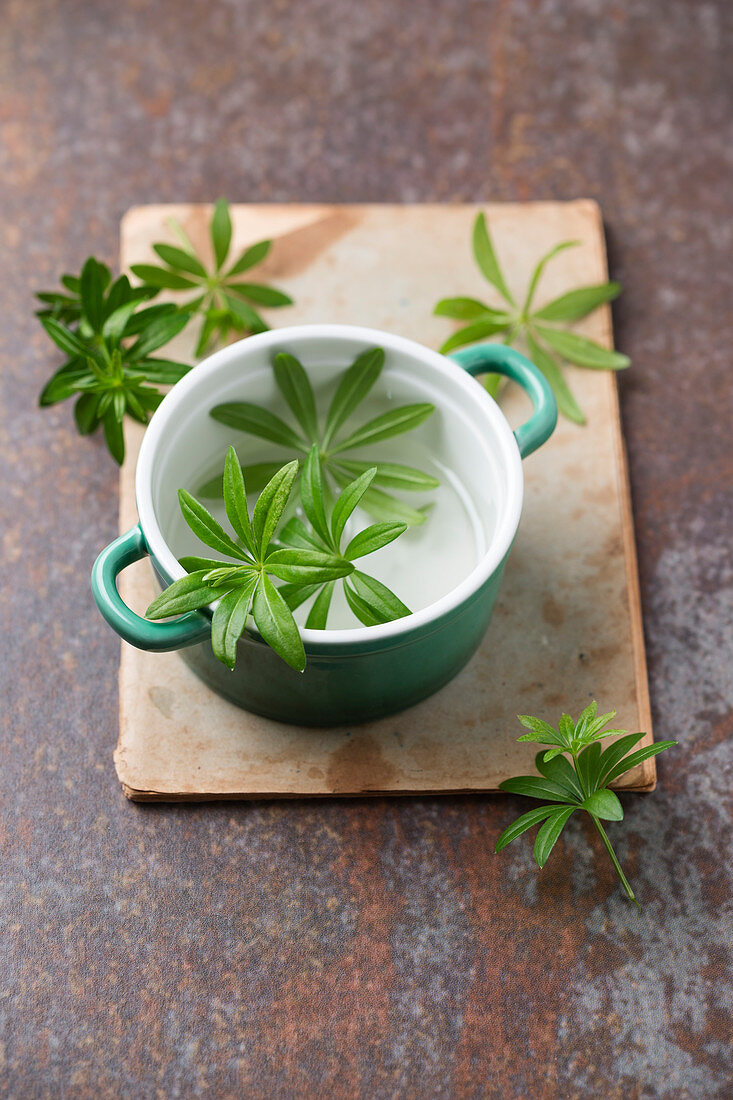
(1, 2, 731, 1097)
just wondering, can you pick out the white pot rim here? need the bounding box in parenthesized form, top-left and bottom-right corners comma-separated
(135, 323, 524, 646)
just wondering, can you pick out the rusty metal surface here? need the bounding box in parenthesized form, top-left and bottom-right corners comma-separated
(1, 1, 731, 1096)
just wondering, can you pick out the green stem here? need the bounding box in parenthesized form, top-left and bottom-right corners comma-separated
(591, 814, 641, 914)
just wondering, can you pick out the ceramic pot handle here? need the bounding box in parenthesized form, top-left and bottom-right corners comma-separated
(91, 523, 211, 652)
(450, 343, 557, 458)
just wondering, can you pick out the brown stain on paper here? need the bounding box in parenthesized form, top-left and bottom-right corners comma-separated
(148, 686, 175, 720)
(326, 733, 397, 794)
(542, 595, 566, 627)
(173, 205, 360, 283)
(259, 208, 361, 279)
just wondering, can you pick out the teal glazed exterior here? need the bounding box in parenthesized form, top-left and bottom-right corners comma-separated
(92, 329, 556, 726)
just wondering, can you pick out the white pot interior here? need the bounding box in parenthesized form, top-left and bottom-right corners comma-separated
(137, 326, 523, 643)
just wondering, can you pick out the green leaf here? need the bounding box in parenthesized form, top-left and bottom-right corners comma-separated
(336, 459, 439, 492)
(132, 387, 163, 414)
(74, 393, 100, 434)
(265, 549, 353, 585)
(105, 274, 147, 315)
(201, 565, 252, 586)
(113, 390, 126, 422)
(351, 484, 428, 528)
(209, 401, 305, 450)
(39, 360, 87, 405)
(227, 282, 292, 307)
(347, 570, 410, 624)
(517, 714, 563, 744)
(273, 352, 319, 440)
(222, 294, 268, 334)
(226, 239, 271, 277)
(251, 460, 299, 557)
(495, 805, 558, 852)
(526, 334, 586, 426)
(122, 302, 180, 336)
(124, 390, 148, 424)
(36, 291, 67, 305)
(129, 264, 198, 290)
(131, 359, 191, 384)
(329, 468, 429, 528)
(582, 789, 623, 821)
(98, 261, 112, 290)
(558, 714, 575, 744)
(40, 317, 89, 358)
(331, 403, 434, 453)
(61, 274, 80, 293)
(83, 356, 108, 385)
(178, 489, 250, 560)
(278, 516, 324, 551)
(596, 733, 646, 784)
(330, 468, 376, 547)
(344, 522, 406, 561)
(279, 582, 321, 612)
(535, 751, 584, 802)
(80, 257, 104, 332)
(127, 310, 190, 360)
(223, 445, 256, 556)
(439, 318, 511, 355)
(343, 583, 382, 627)
(211, 576, 258, 670)
(534, 326, 630, 370)
(584, 710, 618, 738)
(198, 460, 286, 499)
(533, 282, 621, 322)
(305, 582, 335, 629)
(211, 198, 233, 270)
(434, 298, 506, 321)
(576, 742, 603, 796)
(300, 446, 332, 547)
(482, 373, 503, 398)
(178, 556, 229, 573)
(152, 243, 207, 278)
(534, 807, 575, 868)
(603, 741, 677, 785)
(36, 292, 79, 311)
(541, 747, 569, 762)
(472, 212, 515, 305)
(252, 574, 306, 672)
(195, 310, 223, 358)
(146, 571, 228, 619)
(322, 347, 384, 448)
(516, 730, 566, 749)
(523, 240, 579, 315)
(575, 700, 598, 731)
(103, 407, 125, 464)
(101, 300, 139, 341)
(498, 776, 572, 803)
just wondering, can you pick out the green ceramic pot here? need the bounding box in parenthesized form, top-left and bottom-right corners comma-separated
(92, 325, 556, 726)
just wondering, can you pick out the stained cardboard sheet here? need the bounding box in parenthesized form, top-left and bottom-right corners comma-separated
(115, 202, 653, 800)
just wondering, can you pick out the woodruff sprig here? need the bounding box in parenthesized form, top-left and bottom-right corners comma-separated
(277, 444, 411, 628)
(201, 347, 439, 527)
(130, 199, 293, 358)
(146, 447, 353, 671)
(434, 213, 629, 423)
(496, 702, 676, 911)
(37, 257, 191, 463)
